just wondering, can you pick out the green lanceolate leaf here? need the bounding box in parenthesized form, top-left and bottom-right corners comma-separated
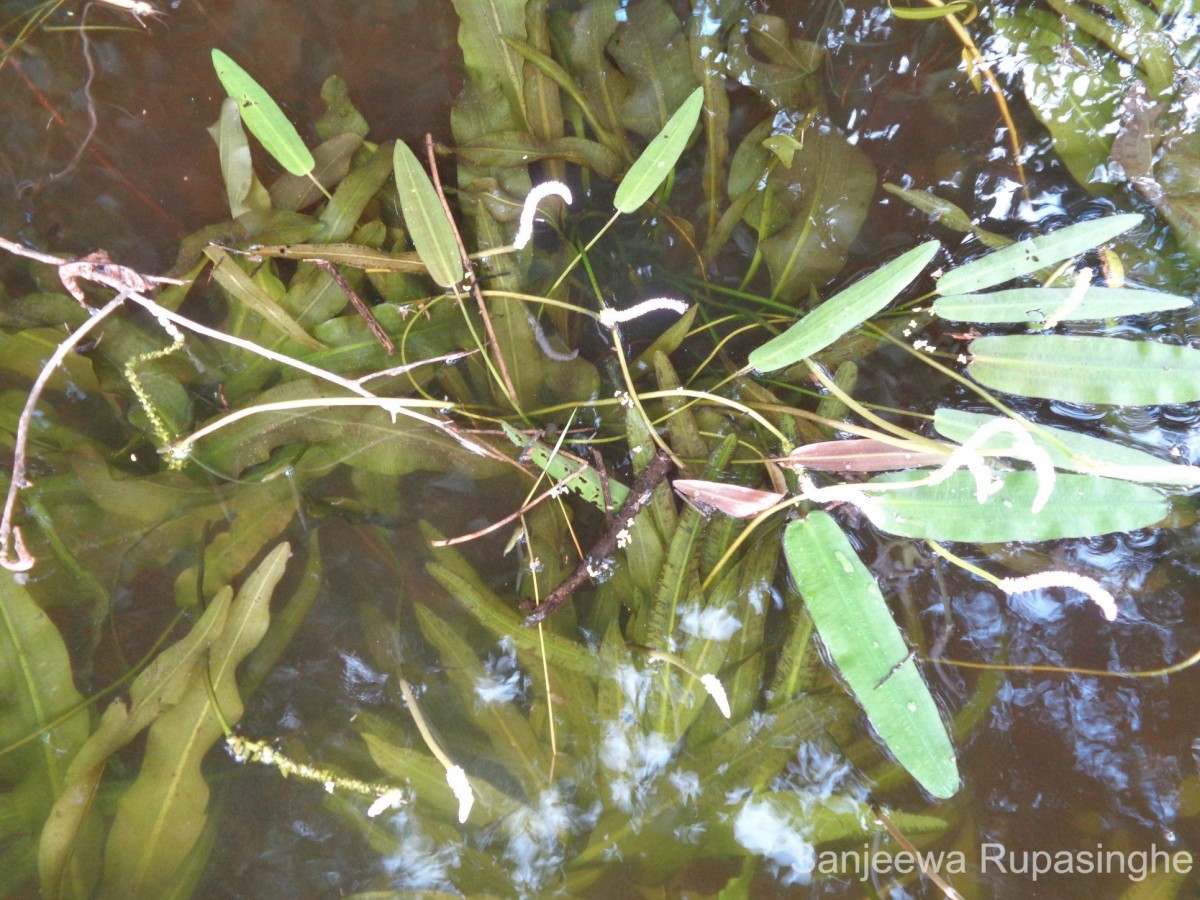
(862, 469, 1169, 541)
(211, 50, 315, 178)
(392, 141, 464, 289)
(613, 85, 704, 214)
(936, 213, 1142, 295)
(749, 240, 939, 372)
(968, 334, 1200, 405)
(934, 286, 1192, 323)
(934, 408, 1200, 486)
(783, 512, 959, 799)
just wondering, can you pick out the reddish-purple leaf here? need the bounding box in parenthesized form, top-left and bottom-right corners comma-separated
(785, 439, 949, 473)
(672, 479, 785, 518)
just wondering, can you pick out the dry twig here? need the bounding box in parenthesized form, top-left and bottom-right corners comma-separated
(522, 450, 673, 625)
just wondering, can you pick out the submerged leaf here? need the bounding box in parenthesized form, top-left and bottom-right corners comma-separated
(992, 9, 1124, 193)
(203, 246, 326, 350)
(748, 123, 877, 301)
(0, 574, 91, 897)
(211, 50, 315, 178)
(414, 605, 549, 796)
(268, 132, 363, 212)
(784, 512, 959, 798)
(502, 422, 629, 509)
(607, 0, 699, 140)
(207, 98, 270, 219)
(40, 593, 232, 900)
(451, 0, 529, 124)
(100, 545, 288, 900)
(968, 334, 1200, 405)
(883, 183, 1012, 249)
(749, 240, 938, 372)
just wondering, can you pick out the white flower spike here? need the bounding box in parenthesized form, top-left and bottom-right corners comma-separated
(446, 764, 475, 823)
(514, 181, 573, 250)
(998, 570, 1119, 621)
(367, 788, 406, 819)
(598, 297, 690, 327)
(700, 673, 732, 718)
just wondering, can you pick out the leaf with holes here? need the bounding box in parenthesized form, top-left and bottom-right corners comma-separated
(936, 214, 1143, 295)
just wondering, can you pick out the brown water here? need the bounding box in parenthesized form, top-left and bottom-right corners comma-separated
(2, 1, 1199, 898)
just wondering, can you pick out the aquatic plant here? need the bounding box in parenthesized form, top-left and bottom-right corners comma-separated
(0, 1, 1197, 896)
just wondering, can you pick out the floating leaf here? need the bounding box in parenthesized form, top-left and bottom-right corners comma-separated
(672, 479, 784, 517)
(392, 141, 465, 289)
(783, 512, 959, 799)
(968, 334, 1200, 405)
(934, 286, 1191, 323)
(613, 85, 704, 214)
(936, 214, 1143, 295)
(211, 49, 315, 178)
(100, 544, 288, 900)
(786, 438, 949, 473)
(934, 408, 1200, 486)
(862, 469, 1169, 541)
(749, 240, 939, 372)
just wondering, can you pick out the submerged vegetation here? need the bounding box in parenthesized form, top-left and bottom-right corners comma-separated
(1, 0, 1199, 896)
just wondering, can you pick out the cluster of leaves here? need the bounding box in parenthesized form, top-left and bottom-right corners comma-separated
(1, 1, 1198, 897)
(993, 0, 1200, 258)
